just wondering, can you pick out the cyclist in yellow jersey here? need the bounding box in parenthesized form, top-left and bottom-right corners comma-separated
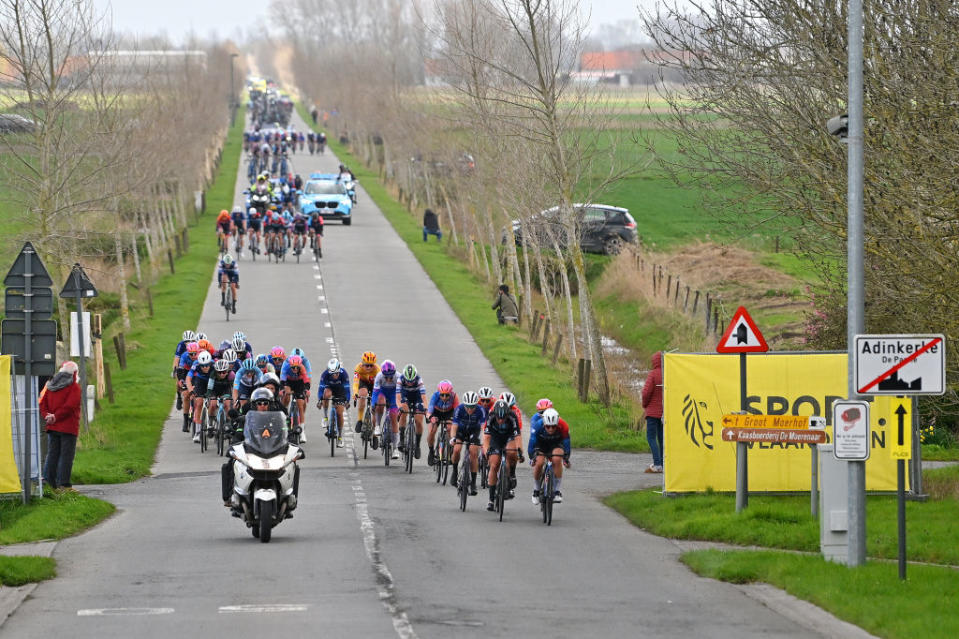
(352, 351, 380, 432)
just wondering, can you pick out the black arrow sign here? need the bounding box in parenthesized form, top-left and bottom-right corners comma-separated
(895, 403, 907, 447)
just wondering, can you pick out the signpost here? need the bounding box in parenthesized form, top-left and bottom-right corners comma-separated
(60, 264, 99, 432)
(1, 242, 56, 503)
(716, 306, 769, 512)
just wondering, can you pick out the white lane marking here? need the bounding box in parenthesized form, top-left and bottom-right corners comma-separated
(78, 608, 174, 616)
(321, 308, 329, 314)
(219, 604, 310, 613)
(353, 481, 418, 639)
(326, 337, 334, 343)
(324, 322, 331, 328)
(318, 295, 325, 300)
(313, 274, 322, 279)
(313, 265, 320, 271)
(317, 285, 324, 290)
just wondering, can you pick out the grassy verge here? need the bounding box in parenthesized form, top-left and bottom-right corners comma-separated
(682, 550, 959, 639)
(605, 477, 959, 565)
(0, 556, 56, 586)
(297, 103, 646, 451)
(71, 108, 245, 483)
(0, 491, 116, 544)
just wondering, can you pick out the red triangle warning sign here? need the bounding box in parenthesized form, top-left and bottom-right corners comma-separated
(716, 306, 769, 353)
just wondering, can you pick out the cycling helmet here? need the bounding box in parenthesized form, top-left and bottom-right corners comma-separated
(288, 355, 303, 368)
(461, 391, 478, 406)
(214, 359, 230, 372)
(197, 351, 213, 365)
(437, 380, 453, 394)
(327, 358, 340, 373)
(259, 372, 280, 388)
(233, 330, 246, 341)
(250, 387, 273, 404)
(232, 205, 243, 213)
(222, 349, 238, 364)
(198, 339, 213, 352)
(477, 386, 494, 400)
(196, 332, 208, 341)
(183, 330, 197, 341)
(241, 359, 257, 371)
(219, 340, 231, 351)
(186, 341, 200, 354)
(219, 209, 229, 216)
(291, 347, 306, 357)
(255, 354, 269, 367)
(222, 254, 234, 266)
(381, 360, 396, 375)
(270, 346, 286, 359)
(499, 391, 516, 408)
(232, 336, 245, 351)
(248, 207, 257, 216)
(542, 408, 560, 427)
(402, 364, 417, 382)
(491, 400, 510, 420)
(536, 398, 553, 411)
(362, 351, 377, 365)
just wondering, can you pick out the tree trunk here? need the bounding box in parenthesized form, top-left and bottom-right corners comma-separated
(115, 231, 131, 331)
(551, 234, 576, 361)
(565, 236, 609, 404)
(486, 206, 503, 285)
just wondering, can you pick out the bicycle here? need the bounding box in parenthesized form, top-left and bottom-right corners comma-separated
(536, 451, 562, 526)
(491, 447, 521, 522)
(380, 409, 394, 467)
(324, 398, 347, 457)
(400, 405, 422, 474)
(233, 230, 243, 260)
(249, 232, 259, 262)
(478, 448, 489, 489)
(288, 395, 300, 445)
(214, 394, 231, 457)
(359, 398, 374, 459)
(434, 420, 452, 485)
(222, 278, 235, 321)
(456, 440, 474, 512)
(198, 401, 210, 453)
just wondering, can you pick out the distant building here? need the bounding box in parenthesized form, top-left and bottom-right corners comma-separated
(575, 49, 689, 86)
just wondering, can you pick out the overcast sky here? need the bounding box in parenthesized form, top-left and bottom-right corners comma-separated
(95, 0, 658, 44)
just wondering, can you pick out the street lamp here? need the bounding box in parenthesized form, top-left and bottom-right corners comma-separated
(230, 53, 239, 126)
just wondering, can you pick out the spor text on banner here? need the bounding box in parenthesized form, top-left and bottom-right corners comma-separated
(663, 352, 905, 493)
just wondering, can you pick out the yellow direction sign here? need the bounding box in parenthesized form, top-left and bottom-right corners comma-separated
(720, 414, 810, 430)
(891, 400, 912, 460)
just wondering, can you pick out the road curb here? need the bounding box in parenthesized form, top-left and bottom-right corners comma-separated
(0, 540, 57, 631)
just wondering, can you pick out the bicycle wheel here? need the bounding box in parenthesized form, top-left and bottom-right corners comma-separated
(225, 288, 232, 321)
(295, 240, 301, 263)
(441, 428, 451, 485)
(216, 409, 226, 456)
(404, 420, 415, 474)
(544, 464, 554, 526)
(497, 455, 508, 521)
(289, 401, 299, 444)
(328, 407, 336, 457)
(434, 429, 443, 484)
(382, 414, 392, 467)
(459, 446, 469, 512)
(251, 236, 257, 262)
(479, 451, 489, 489)
(199, 404, 208, 453)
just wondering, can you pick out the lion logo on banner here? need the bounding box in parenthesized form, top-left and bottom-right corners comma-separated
(682, 394, 715, 450)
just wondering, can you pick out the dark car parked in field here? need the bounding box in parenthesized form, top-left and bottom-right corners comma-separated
(0, 114, 38, 133)
(509, 204, 637, 255)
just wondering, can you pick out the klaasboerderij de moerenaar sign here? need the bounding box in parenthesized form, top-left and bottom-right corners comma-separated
(854, 334, 945, 396)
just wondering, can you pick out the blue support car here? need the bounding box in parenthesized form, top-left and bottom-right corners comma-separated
(299, 173, 354, 225)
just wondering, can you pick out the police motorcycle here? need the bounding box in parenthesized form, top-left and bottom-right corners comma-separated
(224, 411, 304, 542)
(245, 180, 272, 216)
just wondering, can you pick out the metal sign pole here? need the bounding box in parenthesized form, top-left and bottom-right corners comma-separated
(76, 291, 88, 431)
(22, 248, 33, 504)
(735, 352, 748, 512)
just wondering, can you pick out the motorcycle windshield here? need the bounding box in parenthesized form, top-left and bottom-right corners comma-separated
(244, 411, 288, 456)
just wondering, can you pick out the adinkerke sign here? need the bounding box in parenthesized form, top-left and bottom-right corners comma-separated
(854, 334, 945, 396)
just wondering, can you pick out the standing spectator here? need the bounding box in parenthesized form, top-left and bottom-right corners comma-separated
(641, 352, 664, 473)
(310, 104, 318, 124)
(423, 208, 442, 242)
(40, 361, 82, 492)
(491, 284, 519, 324)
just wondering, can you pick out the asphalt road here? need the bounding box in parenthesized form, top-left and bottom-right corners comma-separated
(1, 111, 825, 638)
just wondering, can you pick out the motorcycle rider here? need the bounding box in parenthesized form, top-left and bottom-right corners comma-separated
(222, 387, 286, 507)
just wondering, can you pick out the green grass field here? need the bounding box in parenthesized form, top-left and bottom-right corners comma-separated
(0, 556, 56, 586)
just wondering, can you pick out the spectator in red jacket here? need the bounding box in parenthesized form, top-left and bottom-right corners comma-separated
(641, 351, 664, 473)
(40, 360, 82, 492)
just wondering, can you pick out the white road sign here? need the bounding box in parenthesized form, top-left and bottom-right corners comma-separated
(854, 334, 945, 396)
(833, 400, 870, 461)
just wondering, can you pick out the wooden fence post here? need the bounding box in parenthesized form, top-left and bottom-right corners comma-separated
(182, 229, 189, 252)
(113, 333, 127, 370)
(666, 274, 672, 300)
(167, 249, 175, 274)
(651, 266, 657, 295)
(145, 288, 154, 318)
(692, 290, 700, 314)
(174, 234, 182, 257)
(582, 359, 592, 402)
(551, 335, 563, 365)
(674, 278, 681, 305)
(705, 295, 712, 333)
(713, 307, 720, 333)
(577, 358, 586, 401)
(541, 319, 551, 356)
(103, 362, 115, 404)
(684, 286, 691, 312)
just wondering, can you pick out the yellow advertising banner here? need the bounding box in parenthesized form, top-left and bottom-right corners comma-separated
(663, 352, 905, 493)
(0, 356, 22, 494)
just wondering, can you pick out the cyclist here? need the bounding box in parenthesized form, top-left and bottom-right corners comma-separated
(218, 254, 239, 313)
(215, 209, 232, 251)
(266, 208, 287, 257)
(197, 338, 215, 356)
(426, 380, 459, 466)
(254, 353, 276, 376)
(396, 363, 427, 459)
(289, 348, 312, 376)
(528, 407, 570, 504)
(230, 206, 246, 253)
(232, 334, 253, 361)
(483, 399, 522, 510)
(477, 385, 496, 416)
(233, 358, 260, 409)
(450, 391, 485, 496)
(371, 360, 400, 459)
(246, 207, 263, 254)
(281, 354, 311, 441)
(204, 359, 236, 441)
(269, 346, 287, 374)
(176, 341, 201, 431)
(186, 351, 214, 442)
(172, 330, 197, 410)
(499, 390, 525, 490)
(291, 209, 309, 255)
(352, 351, 379, 434)
(308, 210, 324, 258)
(317, 358, 351, 448)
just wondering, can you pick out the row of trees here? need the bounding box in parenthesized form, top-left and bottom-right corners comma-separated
(0, 0, 243, 339)
(272, 0, 635, 405)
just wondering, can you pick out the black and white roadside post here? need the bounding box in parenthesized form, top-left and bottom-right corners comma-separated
(715, 306, 769, 513)
(2, 242, 56, 503)
(854, 334, 945, 579)
(60, 264, 99, 432)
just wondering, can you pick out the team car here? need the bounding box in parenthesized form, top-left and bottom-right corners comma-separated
(299, 173, 354, 225)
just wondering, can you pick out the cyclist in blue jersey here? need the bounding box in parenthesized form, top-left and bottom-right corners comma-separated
(396, 364, 427, 459)
(172, 330, 197, 411)
(427, 380, 459, 466)
(450, 391, 485, 495)
(317, 358, 351, 447)
(246, 207, 263, 254)
(233, 359, 260, 409)
(186, 351, 214, 442)
(204, 359, 236, 442)
(218, 254, 239, 313)
(230, 206, 246, 253)
(528, 407, 571, 504)
(177, 341, 201, 431)
(291, 210, 309, 255)
(372, 360, 400, 459)
(281, 354, 312, 440)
